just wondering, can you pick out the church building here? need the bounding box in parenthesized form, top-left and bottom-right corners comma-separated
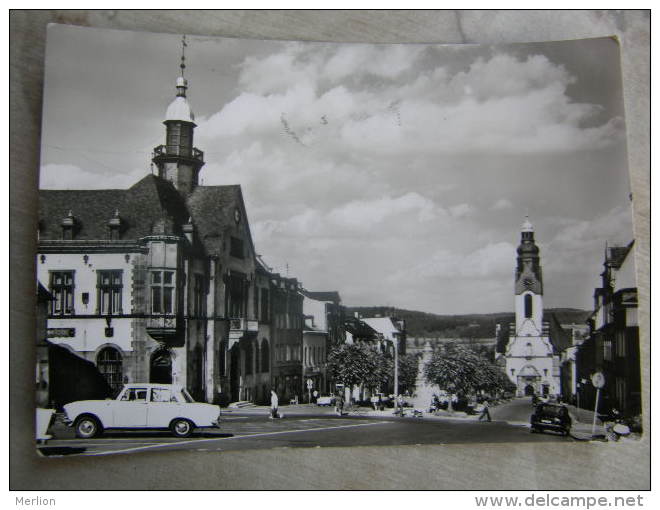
(500, 217, 561, 397)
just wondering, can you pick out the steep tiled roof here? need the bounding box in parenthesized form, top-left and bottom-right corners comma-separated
(122, 174, 190, 238)
(186, 185, 241, 254)
(548, 313, 572, 353)
(39, 188, 125, 240)
(607, 244, 633, 269)
(344, 316, 378, 339)
(38, 175, 236, 249)
(302, 291, 341, 303)
(40, 175, 189, 240)
(361, 317, 401, 340)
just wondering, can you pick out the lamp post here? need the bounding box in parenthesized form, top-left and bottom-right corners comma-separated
(393, 336, 399, 399)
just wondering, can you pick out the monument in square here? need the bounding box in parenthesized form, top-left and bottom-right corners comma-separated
(409, 341, 438, 411)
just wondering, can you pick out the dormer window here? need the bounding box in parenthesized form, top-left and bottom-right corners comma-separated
(62, 210, 75, 240)
(108, 209, 122, 240)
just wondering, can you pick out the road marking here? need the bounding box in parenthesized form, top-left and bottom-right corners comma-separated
(44, 441, 163, 448)
(82, 420, 389, 456)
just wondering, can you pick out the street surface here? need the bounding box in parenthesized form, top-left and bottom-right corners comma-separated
(39, 397, 573, 457)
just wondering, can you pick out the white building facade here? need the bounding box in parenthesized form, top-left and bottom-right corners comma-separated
(504, 218, 561, 397)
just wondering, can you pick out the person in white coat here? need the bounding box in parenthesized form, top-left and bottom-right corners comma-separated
(270, 390, 279, 419)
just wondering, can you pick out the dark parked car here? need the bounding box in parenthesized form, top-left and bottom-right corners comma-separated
(530, 403, 572, 436)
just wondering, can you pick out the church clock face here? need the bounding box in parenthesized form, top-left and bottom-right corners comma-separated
(523, 277, 534, 290)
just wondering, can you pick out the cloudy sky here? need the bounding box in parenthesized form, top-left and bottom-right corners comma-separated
(40, 25, 635, 314)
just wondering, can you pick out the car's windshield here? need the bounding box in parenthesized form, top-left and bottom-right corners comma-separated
(182, 389, 195, 403)
(540, 405, 566, 417)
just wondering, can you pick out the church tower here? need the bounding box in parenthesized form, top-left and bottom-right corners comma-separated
(504, 217, 560, 397)
(152, 35, 205, 196)
(514, 216, 544, 335)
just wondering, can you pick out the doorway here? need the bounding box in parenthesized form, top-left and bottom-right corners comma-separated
(150, 349, 172, 384)
(229, 344, 241, 402)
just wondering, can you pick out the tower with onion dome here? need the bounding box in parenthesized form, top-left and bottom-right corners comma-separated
(152, 35, 205, 196)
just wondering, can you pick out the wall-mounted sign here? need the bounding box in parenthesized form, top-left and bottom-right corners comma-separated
(47, 328, 75, 338)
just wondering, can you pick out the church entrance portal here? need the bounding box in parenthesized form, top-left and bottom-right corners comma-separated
(524, 384, 535, 396)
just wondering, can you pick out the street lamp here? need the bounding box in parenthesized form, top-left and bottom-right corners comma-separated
(393, 336, 399, 399)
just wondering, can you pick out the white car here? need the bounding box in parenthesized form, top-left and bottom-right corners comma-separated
(63, 383, 221, 439)
(316, 395, 336, 406)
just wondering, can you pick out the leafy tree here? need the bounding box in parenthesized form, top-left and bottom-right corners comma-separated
(367, 349, 393, 393)
(397, 353, 420, 395)
(424, 344, 512, 410)
(424, 344, 481, 407)
(327, 343, 378, 399)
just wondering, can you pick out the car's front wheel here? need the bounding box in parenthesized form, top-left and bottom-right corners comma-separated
(170, 418, 194, 438)
(74, 415, 102, 439)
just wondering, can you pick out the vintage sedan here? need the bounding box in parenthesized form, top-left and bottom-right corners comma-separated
(316, 395, 336, 406)
(63, 383, 221, 439)
(530, 403, 572, 436)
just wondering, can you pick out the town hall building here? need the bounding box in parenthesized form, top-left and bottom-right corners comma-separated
(36, 48, 271, 405)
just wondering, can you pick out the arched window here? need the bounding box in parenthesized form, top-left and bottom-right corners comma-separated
(97, 347, 123, 393)
(261, 339, 270, 373)
(524, 294, 533, 318)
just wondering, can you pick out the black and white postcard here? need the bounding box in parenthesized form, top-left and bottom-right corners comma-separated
(34, 25, 641, 459)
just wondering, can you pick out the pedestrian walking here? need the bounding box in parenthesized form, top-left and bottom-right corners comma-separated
(478, 399, 492, 422)
(270, 389, 279, 419)
(312, 390, 318, 404)
(335, 393, 344, 416)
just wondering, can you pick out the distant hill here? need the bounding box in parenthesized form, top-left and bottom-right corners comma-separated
(346, 306, 590, 338)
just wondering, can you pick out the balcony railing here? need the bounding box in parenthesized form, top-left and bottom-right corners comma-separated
(146, 315, 183, 346)
(152, 144, 204, 162)
(229, 317, 259, 333)
(228, 317, 259, 348)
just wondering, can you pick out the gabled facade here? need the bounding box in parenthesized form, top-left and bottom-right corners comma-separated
(301, 290, 345, 396)
(37, 61, 260, 405)
(576, 241, 640, 417)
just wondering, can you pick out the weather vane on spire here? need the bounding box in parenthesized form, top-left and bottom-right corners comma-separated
(180, 34, 187, 78)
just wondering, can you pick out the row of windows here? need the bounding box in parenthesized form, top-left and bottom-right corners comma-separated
(275, 313, 303, 330)
(243, 340, 270, 375)
(274, 344, 301, 363)
(50, 270, 124, 316)
(304, 345, 325, 366)
(49, 270, 206, 317)
(603, 332, 627, 361)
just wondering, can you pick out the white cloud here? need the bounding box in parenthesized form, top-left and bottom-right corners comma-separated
(387, 241, 516, 284)
(491, 198, 514, 210)
(449, 203, 474, 218)
(39, 164, 145, 190)
(200, 49, 624, 159)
